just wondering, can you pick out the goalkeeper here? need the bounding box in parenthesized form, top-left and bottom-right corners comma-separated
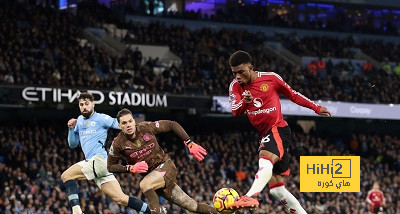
(107, 108, 218, 214)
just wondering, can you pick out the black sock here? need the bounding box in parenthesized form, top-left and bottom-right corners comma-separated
(64, 179, 80, 206)
(128, 196, 151, 213)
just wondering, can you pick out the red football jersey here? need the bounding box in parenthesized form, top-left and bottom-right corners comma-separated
(367, 189, 385, 209)
(229, 72, 321, 136)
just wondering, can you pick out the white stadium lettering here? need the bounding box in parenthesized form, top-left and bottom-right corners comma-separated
(109, 92, 167, 107)
(350, 106, 372, 115)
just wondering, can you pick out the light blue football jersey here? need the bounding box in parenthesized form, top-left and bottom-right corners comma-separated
(68, 112, 119, 159)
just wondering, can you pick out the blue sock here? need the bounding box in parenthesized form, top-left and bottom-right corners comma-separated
(64, 180, 80, 207)
(128, 196, 150, 213)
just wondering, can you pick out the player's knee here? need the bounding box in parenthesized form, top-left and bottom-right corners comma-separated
(61, 171, 70, 182)
(269, 183, 286, 197)
(259, 151, 278, 163)
(187, 205, 197, 212)
(139, 179, 151, 192)
(112, 196, 126, 206)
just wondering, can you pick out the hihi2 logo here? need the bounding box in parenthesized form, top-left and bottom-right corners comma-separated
(300, 156, 360, 192)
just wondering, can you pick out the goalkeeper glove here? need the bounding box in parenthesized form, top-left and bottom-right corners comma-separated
(184, 138, 207, 162)
(127, 161, 148, 173)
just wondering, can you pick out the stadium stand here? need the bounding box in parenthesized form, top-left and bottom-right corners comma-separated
(1, 1, 399, 104)
(154, 3, 400, 36)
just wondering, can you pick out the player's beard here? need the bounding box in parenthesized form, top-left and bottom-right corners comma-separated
(81, 109, 93, 118)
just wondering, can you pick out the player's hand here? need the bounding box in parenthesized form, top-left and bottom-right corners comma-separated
(128, 161, 148, 173)
(187, 142, 207, 162)
(67, 118, 77, 129)
(317, 106, 331, 117)
(242, 90, 253, 104)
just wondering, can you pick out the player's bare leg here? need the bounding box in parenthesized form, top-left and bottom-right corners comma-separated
(269, 174, 307, 214)
(101, 180, 150, 213)
(229, 150, 278, 209)
(140, 170, 167, 214)
(160, 184, 218, 214)
(61, 164, 87, 214)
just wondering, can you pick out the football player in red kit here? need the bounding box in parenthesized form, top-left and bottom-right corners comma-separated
(366, 182, 386, 214)
(227, 50, 331, 213)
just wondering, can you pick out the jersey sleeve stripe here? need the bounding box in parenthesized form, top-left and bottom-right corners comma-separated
(231, 100, 243, 110)
(229, 80, 238, 92)
(293, 90, 319, 107)
(231, 105, 242, 111)
(264, 72, 284, 81)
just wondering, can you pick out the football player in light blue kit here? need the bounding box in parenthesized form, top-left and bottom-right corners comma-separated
(61, 92, 151, 214)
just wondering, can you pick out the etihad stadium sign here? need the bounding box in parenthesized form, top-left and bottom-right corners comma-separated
(21, 87, 167, 107)
(0, 85, 210, 110)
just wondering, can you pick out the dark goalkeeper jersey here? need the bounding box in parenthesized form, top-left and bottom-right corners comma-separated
(107, 120, 189, 174)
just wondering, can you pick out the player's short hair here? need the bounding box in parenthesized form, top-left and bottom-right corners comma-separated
(78, 92, 94, 102)
(229, 50, 252, 67)
(117, 108, 133, 123)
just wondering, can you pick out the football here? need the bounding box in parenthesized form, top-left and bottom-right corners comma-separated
(213, 188, 240, 213)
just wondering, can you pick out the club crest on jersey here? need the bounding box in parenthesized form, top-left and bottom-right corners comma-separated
(135, 140, 141, 147)
(91, 121, 96, 126)
(143, 133, 151, 142)
(260, 84, 269, 92)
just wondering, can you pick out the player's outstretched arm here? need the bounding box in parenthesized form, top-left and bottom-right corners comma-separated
(67, 118, 79, 148)
(151, 120, 190, 139)
(183, 138, 207, 162)
(149, 120, 208, 162)
(273, 72, 331, 117)
(316, 106, 331, 117)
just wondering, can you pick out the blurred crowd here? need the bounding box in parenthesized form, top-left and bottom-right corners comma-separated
(1, 2, 400, 104)
(0, 122, 399, 213)
(135, 2, 400, 36)
(275, 33, 400, 63)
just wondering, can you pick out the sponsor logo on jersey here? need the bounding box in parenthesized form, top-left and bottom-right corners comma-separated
(260, 84, 269, 92)
(253, 98, 263, 108)
(247, 107, 277, 115)
(130, 142, 155, 159)
(85, 122, 89, 127)
(79, 129, 96, 135)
